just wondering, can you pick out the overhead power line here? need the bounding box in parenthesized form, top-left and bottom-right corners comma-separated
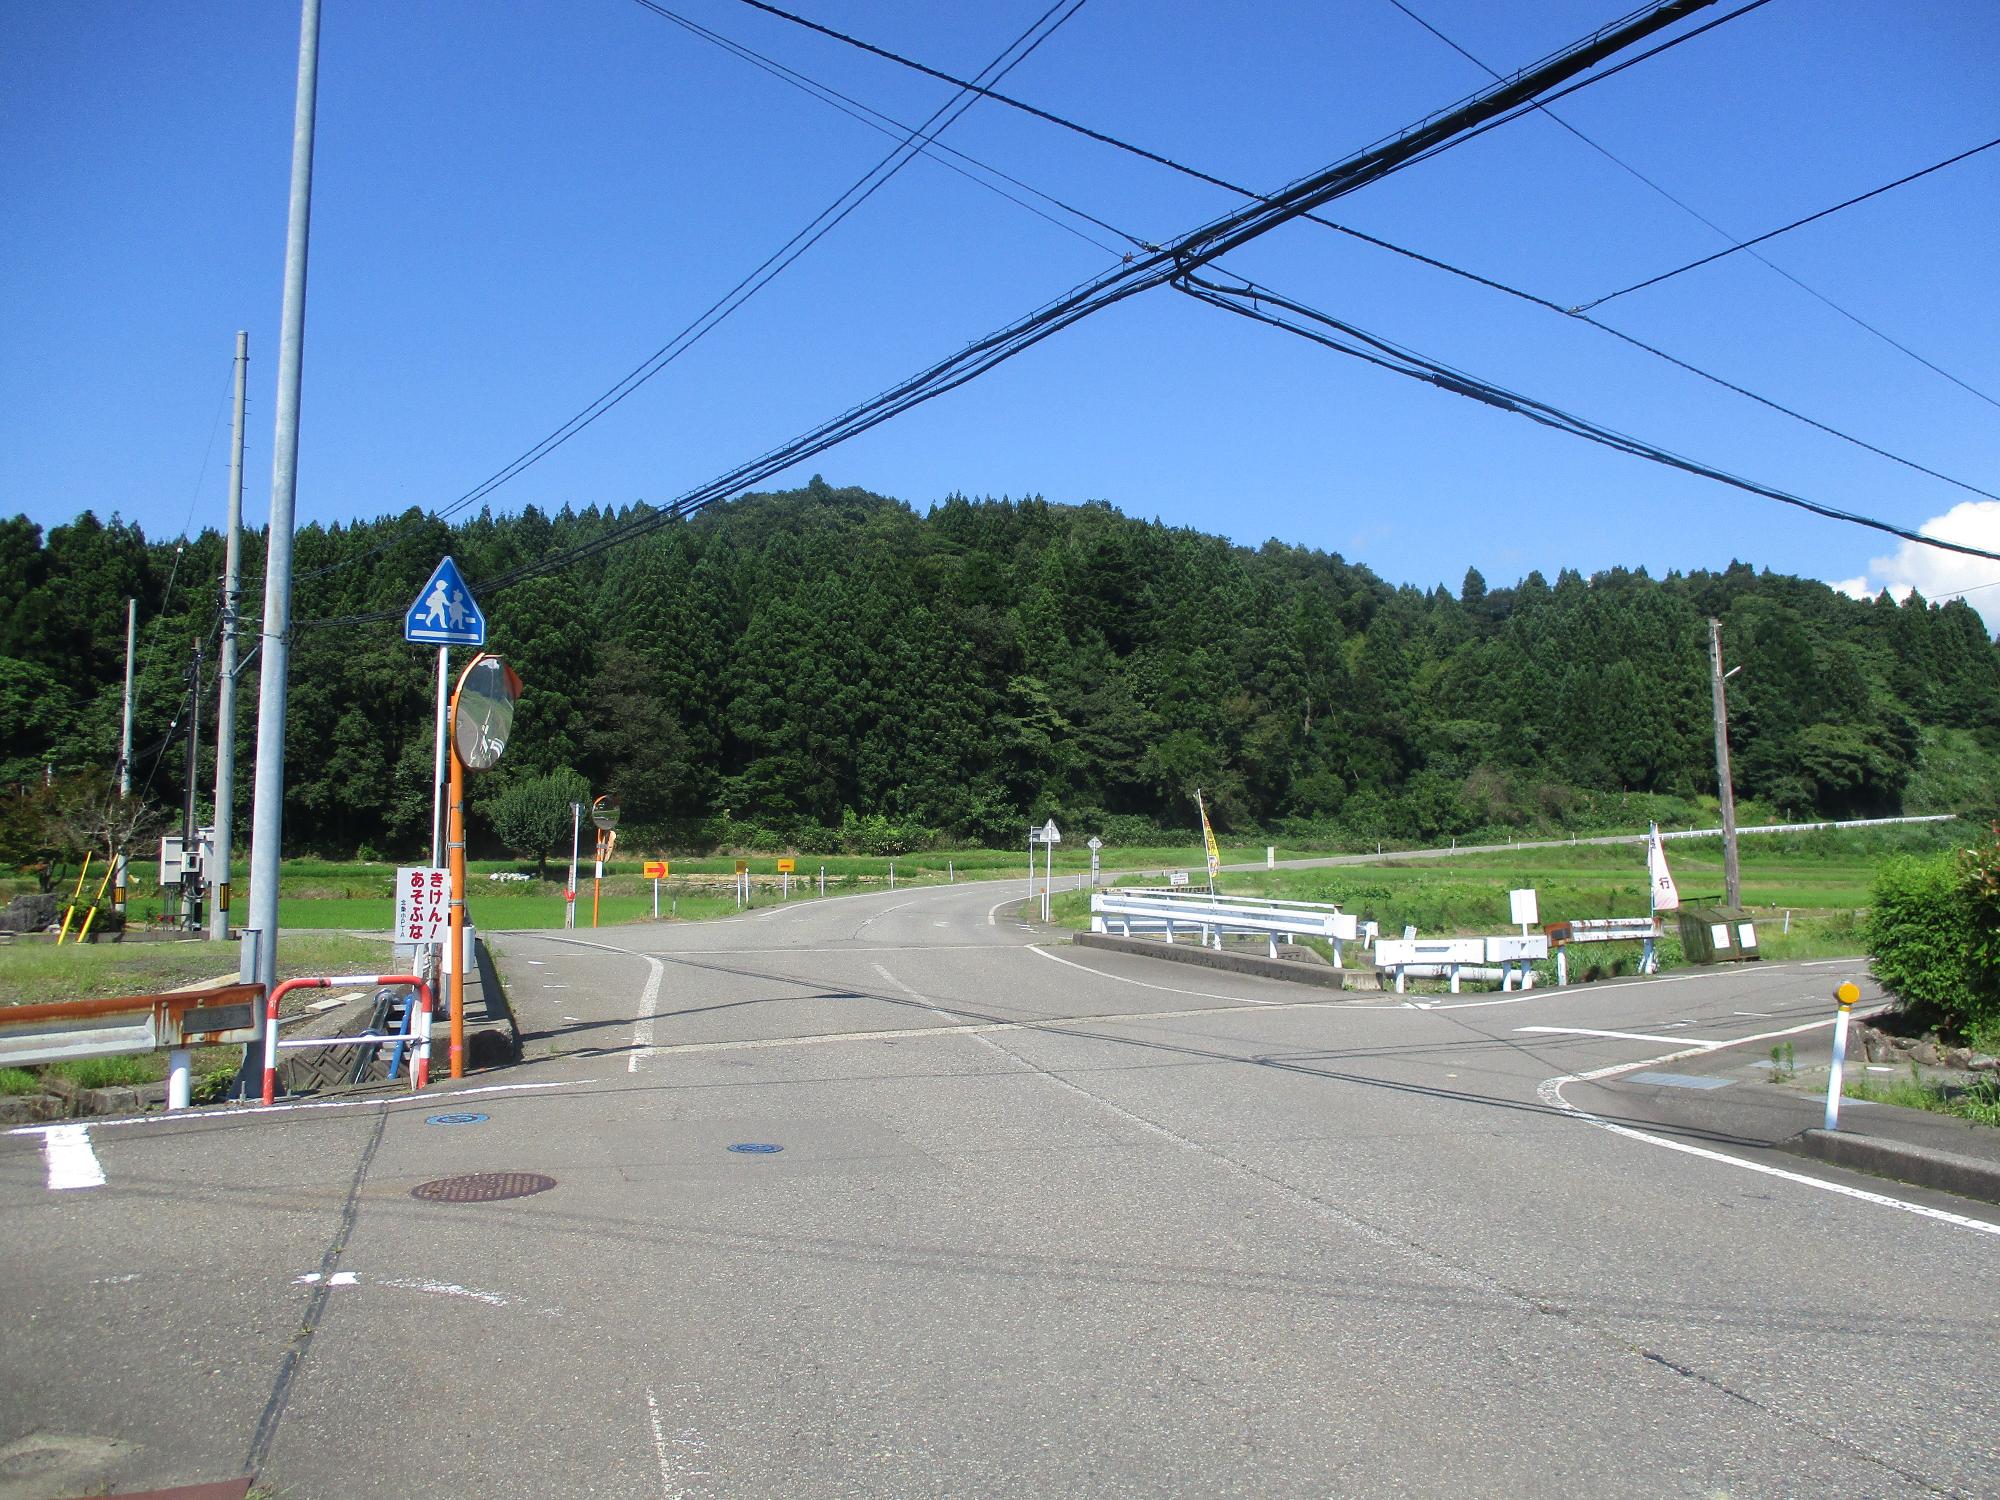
(296, 0, 1730, 629)
(1379, 0, 2000, 411)
(1573, 134, 2000, 312)
(1173, 267, 2000, 566)
(284, 0, 1091, 590)
(710, 0, 1996, 505)
(629, 0, 1140, 257)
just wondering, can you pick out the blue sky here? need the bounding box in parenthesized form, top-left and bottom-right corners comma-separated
(4, 1, 1997, 618)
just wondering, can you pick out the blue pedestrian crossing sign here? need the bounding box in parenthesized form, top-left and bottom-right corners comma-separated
(404, 556, 486, 647)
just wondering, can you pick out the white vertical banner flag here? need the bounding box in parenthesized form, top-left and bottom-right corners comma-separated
(1647, 823, 1680, 912)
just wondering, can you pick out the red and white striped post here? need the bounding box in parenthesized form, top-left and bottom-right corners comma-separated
(263, 973, 433, 1106)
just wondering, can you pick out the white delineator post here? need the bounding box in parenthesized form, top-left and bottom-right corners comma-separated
(1823, 980, 1862, 1130)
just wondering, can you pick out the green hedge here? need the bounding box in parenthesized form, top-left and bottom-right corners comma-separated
(1865, 849, 1996, 1040)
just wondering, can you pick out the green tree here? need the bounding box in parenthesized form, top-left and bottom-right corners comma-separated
(489, 768, 590, 876)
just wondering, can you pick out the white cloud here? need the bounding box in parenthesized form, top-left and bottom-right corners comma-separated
(1825, 501, 2000, 635)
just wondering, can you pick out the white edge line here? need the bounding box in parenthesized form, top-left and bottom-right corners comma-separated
(629, 954, 666, 1075)
(1517, 1026, 1725, 1047)
(7, 1078, 589, 1137)
(42, 1123, 105, 1190)
(1539, 1021, 2000, 1239)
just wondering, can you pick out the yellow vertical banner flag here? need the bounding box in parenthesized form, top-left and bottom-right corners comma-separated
(1197, 788, 1221, 886)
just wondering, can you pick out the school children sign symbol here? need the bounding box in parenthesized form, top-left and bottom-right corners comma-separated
(404, 556, 486, 647)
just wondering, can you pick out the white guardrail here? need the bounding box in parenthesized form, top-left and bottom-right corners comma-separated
(1091, 889, 1360, 964)
(1373, 935, 1549, 993)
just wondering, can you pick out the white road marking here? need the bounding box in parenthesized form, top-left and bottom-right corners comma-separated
(1800, 958, 1862, 968)
(630, 954, 666, 1074)
(41, 1124, 104, 1191)
(7, 1079, 588, 1137)
(1733, 1010, 1772, 1018)
(1539, 1021, 2000, 1239)
(1516, 1025, 1725, 1047)
(293, 1270, 359, 1286)
(645, 1386, 711, 1499)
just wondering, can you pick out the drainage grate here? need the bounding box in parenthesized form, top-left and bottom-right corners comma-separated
(410, 1171, 557, 1203)
(728, 1142, 783, 1155)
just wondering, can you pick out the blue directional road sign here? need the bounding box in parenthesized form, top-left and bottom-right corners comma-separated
(405, 556, 486, 647)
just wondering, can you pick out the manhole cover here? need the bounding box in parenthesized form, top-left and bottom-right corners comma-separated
(727, 1142, 783, 1154)
(426, 1112, 488, 1125)
(410, 1171, 556, 1203)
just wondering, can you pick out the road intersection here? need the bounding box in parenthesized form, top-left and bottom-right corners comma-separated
(3, 876, 1994, 1497)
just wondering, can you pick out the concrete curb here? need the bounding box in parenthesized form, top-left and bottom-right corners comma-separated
(469, 935, 522, 1066)
(1071, 931, 1383, 990)
(1785, 1127, 2000, 1206)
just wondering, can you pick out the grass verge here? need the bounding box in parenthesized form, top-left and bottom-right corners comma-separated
(1845, 1070, 2000, 1128)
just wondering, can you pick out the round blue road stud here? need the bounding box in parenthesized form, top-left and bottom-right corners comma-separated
(426, 1112, 489, 1126)
(727, 1142, 783, 1154)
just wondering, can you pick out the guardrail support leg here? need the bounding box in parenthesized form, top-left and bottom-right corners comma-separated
(167, 1048, 191, 1110)
(1556, 948, 1568, 987)
(1268, 934, 1279, 960)
(1448, 964, 1461, 995)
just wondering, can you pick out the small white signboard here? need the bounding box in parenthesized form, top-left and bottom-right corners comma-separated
(396, 865, 448, 947)
(1169, 870, 1191, 887)
(1509, 888, 1539, 927)
(1038, 819, 1062, 844)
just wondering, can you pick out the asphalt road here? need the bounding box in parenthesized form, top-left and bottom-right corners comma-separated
(2, 876, 1995, 1498)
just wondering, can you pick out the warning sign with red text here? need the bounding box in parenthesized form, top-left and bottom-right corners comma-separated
(395, 866, 447, 947)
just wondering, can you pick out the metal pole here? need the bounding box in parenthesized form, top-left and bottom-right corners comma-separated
(244, 0, 322, 1003)
(566, 801, 580, 930)
(210, 330, 247, 940)
(1709, 617, 1742, 907)
(113, 599, 135, 914)
(431, 647, 448, 866)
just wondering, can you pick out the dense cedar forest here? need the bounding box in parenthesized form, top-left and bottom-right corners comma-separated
(5, 479, 1999, 859)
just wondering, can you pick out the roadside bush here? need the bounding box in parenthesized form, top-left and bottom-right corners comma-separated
(1865, 852, 1983, 1035)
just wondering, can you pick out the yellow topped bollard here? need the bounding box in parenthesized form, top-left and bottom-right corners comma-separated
(1823, 980, 1862, 1131)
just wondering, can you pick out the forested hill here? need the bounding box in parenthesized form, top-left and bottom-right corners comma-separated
(5, 479, 1999, 857)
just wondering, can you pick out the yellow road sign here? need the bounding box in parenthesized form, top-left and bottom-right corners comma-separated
(777, 858, 796, 874)
(643, 860, 668, 879)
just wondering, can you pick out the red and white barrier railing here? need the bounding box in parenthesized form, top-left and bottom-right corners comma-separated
(263, 974, 434, 1105)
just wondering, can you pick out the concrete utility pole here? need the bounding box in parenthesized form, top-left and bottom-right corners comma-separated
(242, 0, 322, 1004)
(182, 638, 204, 929)
(1708, 617, 1742, 908)
(211, 330, 247, 940)
(113, 599, 136, 914)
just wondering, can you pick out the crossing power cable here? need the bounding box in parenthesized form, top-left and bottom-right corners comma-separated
(1380, 0, 2000, 411)
(293, 0, 1738, 628)
(709, 0, 1996, 501)
(1573, 134, 2000, 312)
(1172, 267, 2000, 566)
(629, 0, 1140, 258)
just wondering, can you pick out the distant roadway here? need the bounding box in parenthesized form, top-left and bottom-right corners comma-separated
(1, 870, 1993, 1498)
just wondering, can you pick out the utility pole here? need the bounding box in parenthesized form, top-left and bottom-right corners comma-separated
(182, 638, 204, 929)
(211, 330, 247, 940)
(113, 599, 136, 914)
(1708, 617, 1742, 908)
(242, 0, 322, 1013)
